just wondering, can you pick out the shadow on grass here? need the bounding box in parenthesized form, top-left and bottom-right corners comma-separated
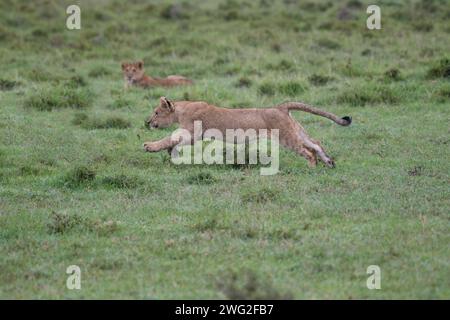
(216, 270, 293, 300)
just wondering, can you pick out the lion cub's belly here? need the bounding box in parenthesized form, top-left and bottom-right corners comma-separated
(167, 75, 188, 80)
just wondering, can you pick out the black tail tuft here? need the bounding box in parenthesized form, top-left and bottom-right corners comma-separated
(341, 116, 352, 126)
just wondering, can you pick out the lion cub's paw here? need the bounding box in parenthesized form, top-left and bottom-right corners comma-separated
(143, 142, 158, 152)
(324, 158, 335, 168)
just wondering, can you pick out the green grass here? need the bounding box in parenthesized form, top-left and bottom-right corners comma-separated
(0, 0, 449, 299)
(24, 85, 93, 111)
(71, 112, 131, 130)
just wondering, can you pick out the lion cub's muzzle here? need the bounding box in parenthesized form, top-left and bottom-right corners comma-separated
(145, 119, 158, 129)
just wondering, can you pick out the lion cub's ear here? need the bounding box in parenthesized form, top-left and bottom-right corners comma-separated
(121, 62, 127, 70)
(160, 96, 174, 112)
(137, 60, 144, 69)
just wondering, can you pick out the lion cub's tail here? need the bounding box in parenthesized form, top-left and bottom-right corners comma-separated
(278, 102, 352, 126)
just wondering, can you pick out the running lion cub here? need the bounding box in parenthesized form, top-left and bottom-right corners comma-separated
(143, 97, 352, 168)
(121, 61, 193, 89)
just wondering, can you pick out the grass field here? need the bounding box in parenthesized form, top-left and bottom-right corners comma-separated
(0, 0, 449, 299)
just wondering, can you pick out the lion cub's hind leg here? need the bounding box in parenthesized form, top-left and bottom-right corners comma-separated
(288, 121, 334, 168)
(280, 133, 318, 167)
(299, 132, 335, 168)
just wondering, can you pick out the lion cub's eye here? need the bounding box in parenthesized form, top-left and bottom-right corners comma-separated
(155, 111, 159, 115)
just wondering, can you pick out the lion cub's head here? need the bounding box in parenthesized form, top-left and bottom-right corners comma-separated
(145, 97, 177, 129)
(121, 61, 145, 83)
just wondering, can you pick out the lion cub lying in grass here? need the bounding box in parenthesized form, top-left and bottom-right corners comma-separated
(121, 61, 193, 89)
(144, 97, 352, 168)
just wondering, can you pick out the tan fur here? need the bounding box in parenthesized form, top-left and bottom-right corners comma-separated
(143, 97, 352, 168)
(121, 61, 193, 89)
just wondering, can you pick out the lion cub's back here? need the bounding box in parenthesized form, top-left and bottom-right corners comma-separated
(197, 104, 284, 131)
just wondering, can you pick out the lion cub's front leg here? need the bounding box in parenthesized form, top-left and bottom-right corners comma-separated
(143, 130, 192, 153)
(144, 127, 199, 159)
(143, 136, 177, 152)
(124, 79, 131, 90)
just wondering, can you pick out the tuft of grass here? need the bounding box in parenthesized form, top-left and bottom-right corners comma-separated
(100, 175, 142, 189)
(271, 42, 282, 53)
(107, 96, 132, 109)
(278, 81, 307, 96)
(241, 187, 278, 204)
(0, 25, 16, 42)
(47, 211, 119, 235)
(308, 74, 333, 86)
(47, 212, 86, 234)
(0, 79, 20, 90)
(426, 58, 450, 79)
(187, 172, 217, 185)
(60, 167, 141, 190)
(25, 67, 61, 82)
(258, 82, 276, 96)
(66, 75, 87, 88)
(88, 66, 112, 78)
(337, 84, 399, 106)
(192, 217, 219, 232)
(235, 77, 252, 88)
(61, 166, 96, 188)
(71, 112, 89, 126)
(413, 22, 433, 32)
(432, 84, 450, 102)
(31, 28, 48, 38)
(24, 86, 92, 111)
(267, 59, 295, 71)
(72, 113, 131, 129)
(90, 116, 131, 130)
(384, 68, 402, 81)
(361, 48, 372, 56)
(267, 227, 302, 241)
(408, 166, 424, 177)
(222, 10, 239, 21)
(317, 38, 341, 50)
(346, 0, 363, 9)
(160, 4, 189, 20)
(338, 60, 367, 78)
(278, 59, 294, 71)
(91, 219, 120, 236)
(19, 165, 41, 176)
